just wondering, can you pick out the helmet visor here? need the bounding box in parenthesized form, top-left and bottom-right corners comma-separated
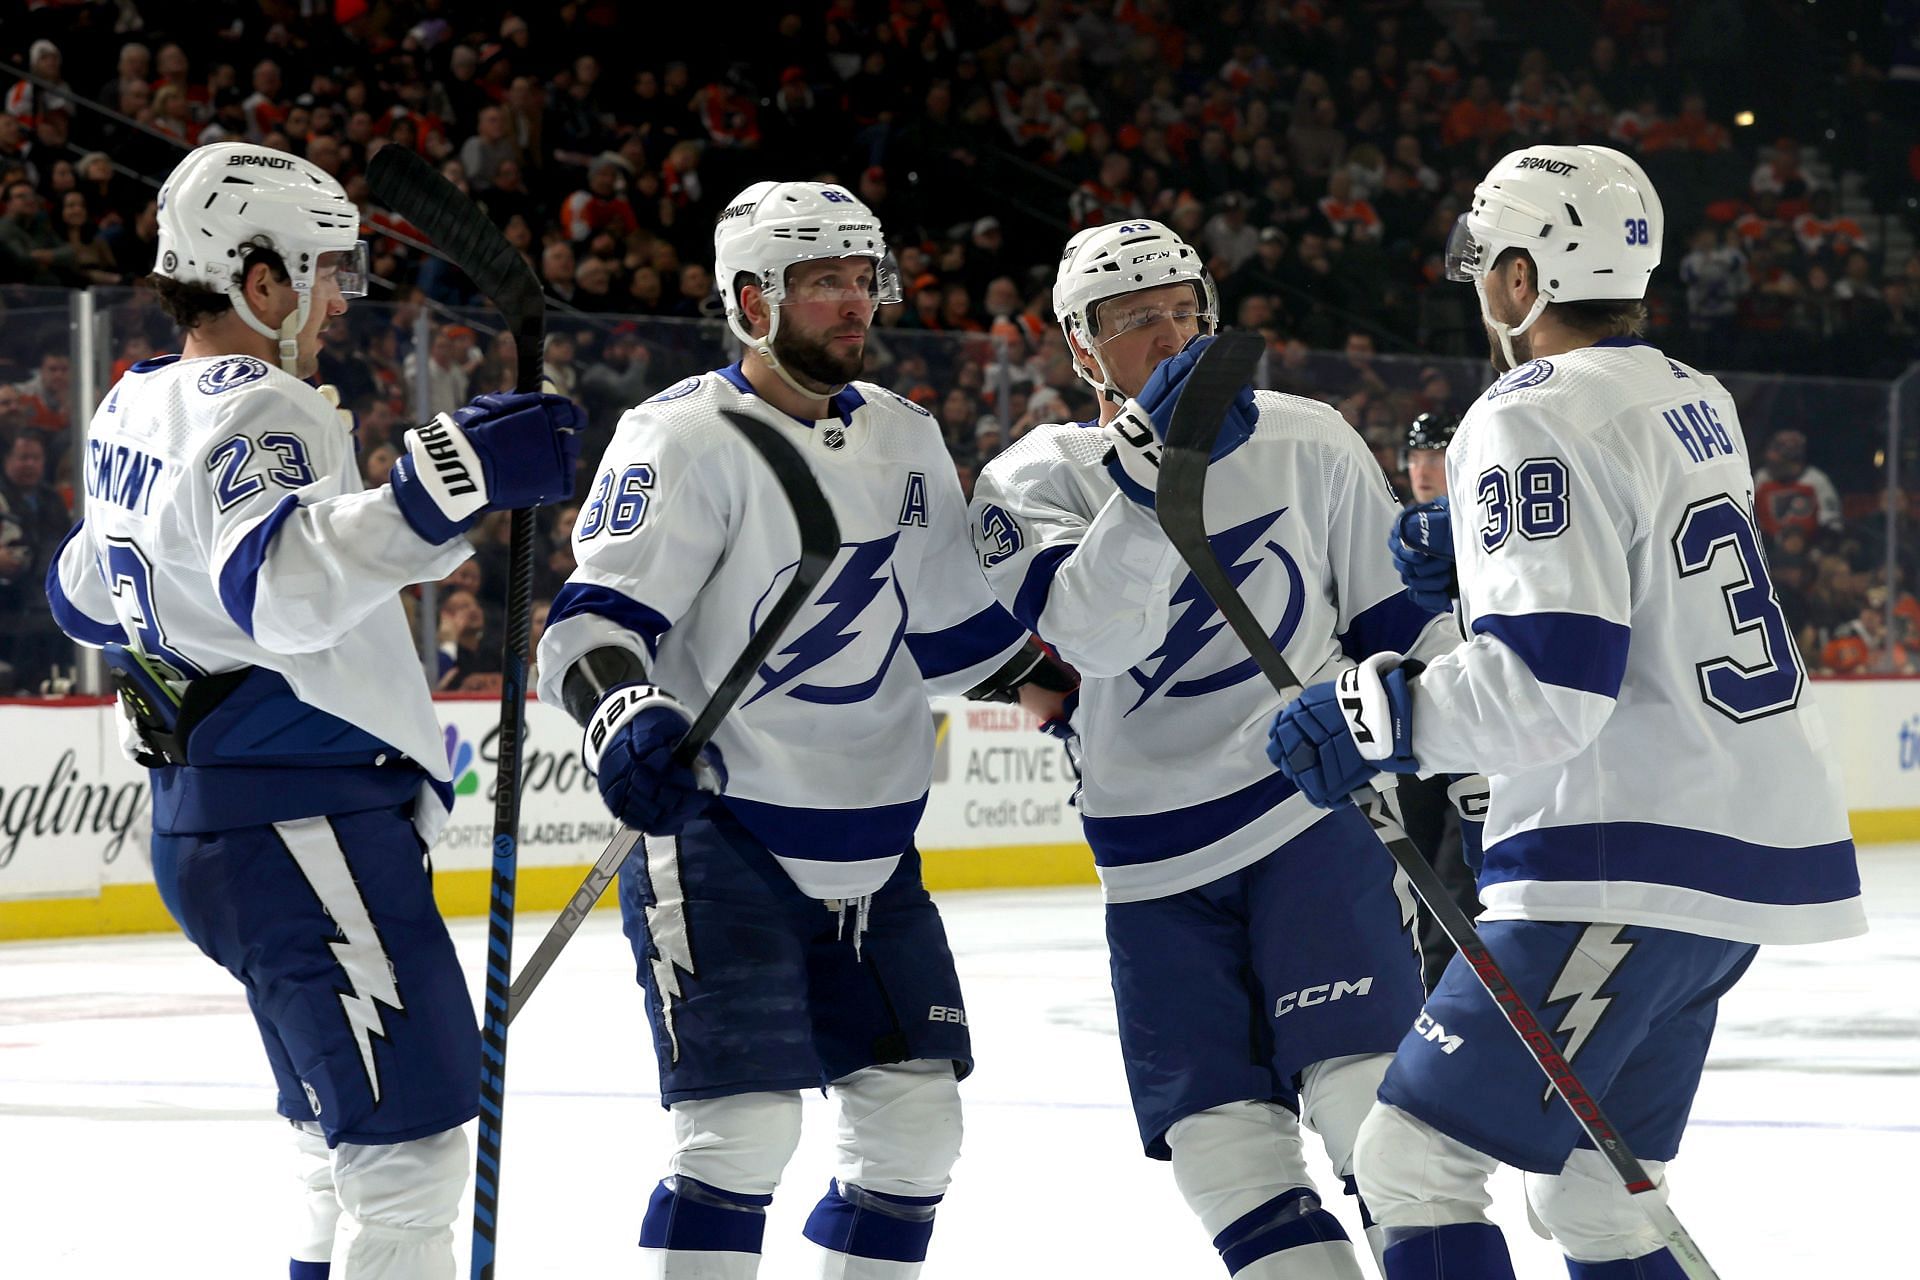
(319, 241, 370, 299)
(1443, 214, 1485, 283)
(777, 253, 902, 307)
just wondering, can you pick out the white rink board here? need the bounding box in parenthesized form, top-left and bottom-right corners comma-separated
(0, 694, 1081, 906)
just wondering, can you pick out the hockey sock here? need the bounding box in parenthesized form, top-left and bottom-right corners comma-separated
(1210, 1187, 1358, 1277)
(1381, 1222, 1517, 1280)
(802, 1179, 942, 1270)
(640, 1175, 774, 1258)
(1564, 1250, 1688, 1279)
(289, 1263, 330, 1279)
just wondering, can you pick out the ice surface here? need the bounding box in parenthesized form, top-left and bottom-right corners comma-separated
(3, 848, 1913, 1277)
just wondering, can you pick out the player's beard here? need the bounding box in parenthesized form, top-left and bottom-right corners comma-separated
(772, 321, 865, 391)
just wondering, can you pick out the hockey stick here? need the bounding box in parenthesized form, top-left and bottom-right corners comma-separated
(368, 143, 546, 1280)
(1154, 331, 1721, 1280)
(503, 406, 841, 1023)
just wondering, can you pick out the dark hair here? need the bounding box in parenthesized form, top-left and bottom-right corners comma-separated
(148, 247, 288, 332)
(1491, 248, 1647, 339)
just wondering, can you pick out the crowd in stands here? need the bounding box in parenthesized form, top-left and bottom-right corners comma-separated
(0, 0, 1916, 692)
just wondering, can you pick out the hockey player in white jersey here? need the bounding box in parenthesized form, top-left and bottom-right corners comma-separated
(43, 141, 582, 1279)
(535, 181, 1069, 1279)
(1271, 145, 1866, 1279)
(969, 220, 1460, 1280)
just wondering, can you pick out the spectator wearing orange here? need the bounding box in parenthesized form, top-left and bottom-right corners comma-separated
(1316, 170, 1383, 243)
(1069, 151, 1145, 230)
(1642, 92, 1731, 153)
(1754, 429, 1843, 539)
(1441, 75, 1512, 147)
(561, 158, 639, 242)
(1793, 189, 1869, 261)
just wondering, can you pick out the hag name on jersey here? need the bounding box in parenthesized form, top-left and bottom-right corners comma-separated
(1271, 144, 1865, 1280)
(970, 219, 1461, 1280)
(535, 180, 1072, 1280)
(44, 142, 582, 1280)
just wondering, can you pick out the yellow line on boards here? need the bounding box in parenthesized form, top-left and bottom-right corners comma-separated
(0, 845, 1102, 941)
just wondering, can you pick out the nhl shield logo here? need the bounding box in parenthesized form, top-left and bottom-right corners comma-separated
(822, 425, 847, 450)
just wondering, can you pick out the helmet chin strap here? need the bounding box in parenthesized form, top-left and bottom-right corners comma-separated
(1473, 275, 1551, 371)
(230, 286, 310, 376)
(732, 305, 849, 405)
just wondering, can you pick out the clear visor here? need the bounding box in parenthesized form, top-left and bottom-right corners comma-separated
(1443, 214, 1484, 283)
(1094, 304, 1206, 345)
(317, 241, 370, 299)
(1091, 283, 1213, 345)
(775, 254, 903, 307)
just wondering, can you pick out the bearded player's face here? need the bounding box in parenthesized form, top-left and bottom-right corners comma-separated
(770, 257, 877, 392)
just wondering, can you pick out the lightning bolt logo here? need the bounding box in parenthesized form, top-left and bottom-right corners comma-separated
(747, 534, 908, 707)
(278, 819, 404, 1105)
(643, 835, 696, 1063)
(1538, 924, 1638, 1107)
(1125, 508, 1301, 714)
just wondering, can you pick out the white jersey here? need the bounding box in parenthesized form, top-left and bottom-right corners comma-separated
(48, 354, 468, 837)
(1412, 339, 1864, 945)
(536, 364, 1027, 901)
(970, 393, 1456, 902)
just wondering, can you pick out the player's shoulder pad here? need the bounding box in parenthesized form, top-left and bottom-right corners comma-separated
(615, 369, 744, 458)
(1249, 389, 1358, 445)
(976, 419, 1109, 501)
(190, 357, 337, 442)
(857, 381, 935, 421)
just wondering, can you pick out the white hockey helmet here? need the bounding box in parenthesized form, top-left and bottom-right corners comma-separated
(1445, 143, 1663, 367)
(714, 180, 902, 397)
(1053, 219, 1218, 402)
(154, 142, 368, 373)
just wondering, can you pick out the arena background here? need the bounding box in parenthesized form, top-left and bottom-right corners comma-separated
(2, 0, 1916, 939)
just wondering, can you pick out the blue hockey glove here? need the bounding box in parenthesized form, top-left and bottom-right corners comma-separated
(391, 391, 585, 544)
(583, 684, 728, 836)
(1104, 335, 1259, 507)
(1389, 499, 1457, 614)
(1267, 653, 1423, 808)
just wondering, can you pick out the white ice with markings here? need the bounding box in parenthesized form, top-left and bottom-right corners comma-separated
(4, 847, 1913, 1277)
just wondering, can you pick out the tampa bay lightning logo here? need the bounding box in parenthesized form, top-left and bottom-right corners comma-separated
(197, 356, 269, 395)
(1487, 358, 1554, 397)
(648, 376, 702, 403)
(746, 534, 908, 706)
(1125, 508, 1303, 714)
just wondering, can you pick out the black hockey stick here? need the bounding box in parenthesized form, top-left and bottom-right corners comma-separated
(368, 143, 546, 1280)
(1154, 331, 1720, 1280)
(503, 407, 841, 1023)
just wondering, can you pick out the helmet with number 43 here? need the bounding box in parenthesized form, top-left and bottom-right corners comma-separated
(1053, 219, 1219, 404)
(1445, 144, 1663, 367)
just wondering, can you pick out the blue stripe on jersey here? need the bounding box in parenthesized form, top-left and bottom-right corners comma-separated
(1340, 589, 1442, 664)
(45, 523, 126, 646)
(1472, 611, 1631, 698)
(216, 494, 301, 637)
(1011, 544, 1075, 635)
(1481, 821, 1860, 906)
(906, 603, 1026, 679)
(723, 793, 927, 866)
(1082, 769, 1298, 867)
(547, 582, 673, 657)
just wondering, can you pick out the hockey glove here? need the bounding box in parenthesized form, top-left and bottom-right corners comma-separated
(1103, 335, 1259, 508)
(1388, 499, 1457, 614)
(583, 684, 728, 836)
(1267, 653, 1423, 809)
(390, 391, 585, 545)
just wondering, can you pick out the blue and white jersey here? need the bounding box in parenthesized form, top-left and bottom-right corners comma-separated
(969, 393, 1456, 902)
(536, 364, 1027, 901)
(46, 354, 470, 838)
(1411, 339, 1864, 945)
